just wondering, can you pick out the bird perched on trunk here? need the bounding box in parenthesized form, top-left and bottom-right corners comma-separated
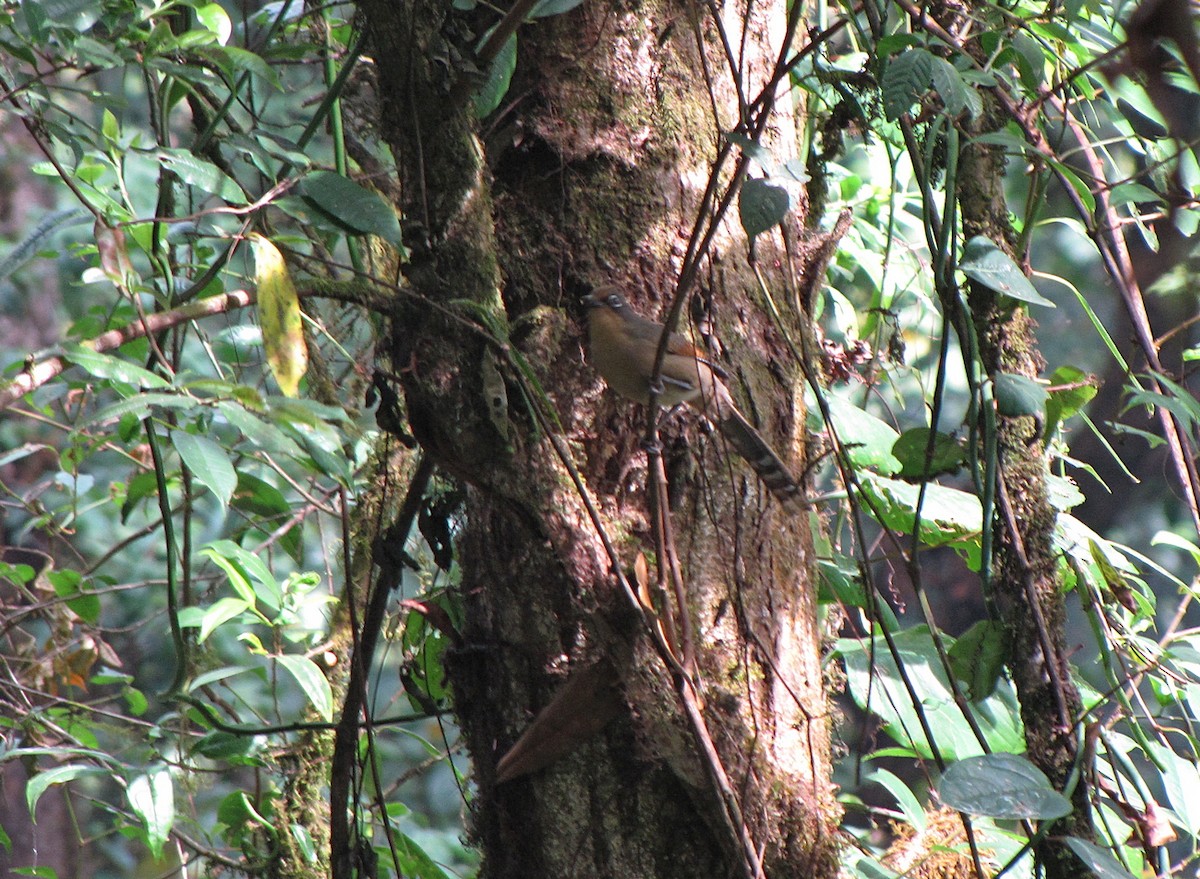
(583, 285, 803, 511)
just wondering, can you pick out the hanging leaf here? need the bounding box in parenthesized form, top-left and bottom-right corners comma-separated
(94, 218, 134, 287)
(250, 234, 308, 397)
(127, 766, 175, 858)
(938, 753, 1072, 819)
(26, 764, 102, 817)
(474, 32, 516, 117)
(959, 236, 1055, 307)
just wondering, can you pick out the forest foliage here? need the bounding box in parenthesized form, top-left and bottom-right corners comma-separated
(0, 0, 1199, 877)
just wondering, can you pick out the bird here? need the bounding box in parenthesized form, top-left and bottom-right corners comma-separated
(582, 285, 803, 511)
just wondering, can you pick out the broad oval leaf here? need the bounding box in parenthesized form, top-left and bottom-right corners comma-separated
(172, 431, 236, 508)
(739, 177, 792, 239)
(959, 236, 1055, 307)
(994, 372, 1047, 423)
(892, 427, 965, 479)
(819, 397, 902, 475)
(156, 148, 246, 203)
(299, 171, 402, 244)
(196, 596, 252, 643)
(938, 753, 1072, 819)
(250, 234, 308, 397)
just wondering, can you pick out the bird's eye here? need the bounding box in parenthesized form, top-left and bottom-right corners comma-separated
(607, 294, 621, 308)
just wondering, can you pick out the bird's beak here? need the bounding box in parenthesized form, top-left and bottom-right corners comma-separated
(581, 292, 601, 309)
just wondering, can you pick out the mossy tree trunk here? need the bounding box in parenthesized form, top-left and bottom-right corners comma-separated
(353, 1, 840, 876)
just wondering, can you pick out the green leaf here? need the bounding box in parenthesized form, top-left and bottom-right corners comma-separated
(947, 620, 1006, 700)
(837, 626, 1024, 759)
(156, 148, 246, 203)
(1043, 365, 1097, 439)
(939, 753, 1072, 820)
(172, 431, 236, 509)
(204, 539, 281, 610)
(48, 569, 100, 624)
(882, 47, 933, 120)
(530, 0, 586, 17)
(195, 596, 252, 643)
(474, 32, 516, 117)
(739, 177, 792, 239)
(192, 731, 254, 760)
(127, 766, 175, 859)
(819, 397, 902, 475)
(250, 234, 308, 397)
(891, 427, 965, 479)
(929, 57, 981, 118)
(857, 475, 982, 568)
(959, 236, 1054, 307)
(299, 171, 402, 244)
(994, 372, 1047, 423)
(26, 765, 101, 817)
(1063, 838, 1139, 879)
(275, 654, 333, 722)
(63, 344, 169, 389)
(123, 686, 148, 716)
(81, 392, 197, 428)
(194, 2, 231, 44)
(864, 766, 927, 830)
(217, 401, 304, 457)
(231, 471, 301, 561)
(289, 824, 318, 863)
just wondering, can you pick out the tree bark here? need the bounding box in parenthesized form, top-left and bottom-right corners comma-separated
(353, 0, 839, 876)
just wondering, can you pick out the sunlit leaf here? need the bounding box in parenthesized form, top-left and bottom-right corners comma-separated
(938, 753, 1072, 819)
(250, 234, 308, 397)
(959, 236, 1055, 307)
(127, 766, 175, 859)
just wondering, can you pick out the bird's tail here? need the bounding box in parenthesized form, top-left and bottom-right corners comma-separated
(716, 407, 804, 511)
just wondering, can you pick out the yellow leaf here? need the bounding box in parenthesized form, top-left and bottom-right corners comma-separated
(250, 234, 308, 397)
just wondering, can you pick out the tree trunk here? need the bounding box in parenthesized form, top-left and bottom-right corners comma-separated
(353, 1, 839, 876)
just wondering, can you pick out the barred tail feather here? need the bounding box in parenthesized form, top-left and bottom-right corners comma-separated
(718, 408, 804, 511)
